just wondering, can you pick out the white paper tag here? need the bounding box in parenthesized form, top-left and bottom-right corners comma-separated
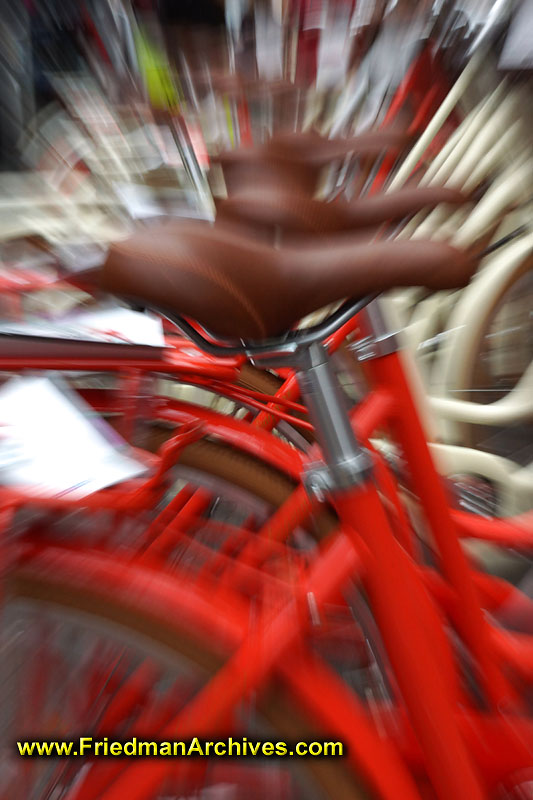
(255, 5, 284, 79)
(0, 376, 147, 498)
(0, 306, 165, 347)
(316, 18, 351, 89)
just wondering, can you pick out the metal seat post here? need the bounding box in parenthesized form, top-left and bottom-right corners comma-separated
(295, 341, 374, 498)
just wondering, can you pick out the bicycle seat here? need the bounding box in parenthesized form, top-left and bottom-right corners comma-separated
(216, 185, 467, 235)
(196, 73, 303, 97)
(216, 129, 410, 166)
(101, 220, 478, 340)
(215, 130, 410, 194)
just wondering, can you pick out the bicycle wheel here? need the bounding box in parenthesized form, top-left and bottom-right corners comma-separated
(12, 432, 336, 589)
(157, 361, 314, 449)
(429, 250, 533, 516)
(466, 268, 533, 455)
(0, 546, 373, 800)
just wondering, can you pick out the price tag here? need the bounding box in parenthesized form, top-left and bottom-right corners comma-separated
(0, 425, 26, 471)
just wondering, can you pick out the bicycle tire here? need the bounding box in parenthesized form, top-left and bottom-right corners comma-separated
(176, 437, 336, 538)
(6, 550, 370, 800)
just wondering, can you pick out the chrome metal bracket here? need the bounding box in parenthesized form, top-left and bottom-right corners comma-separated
(303, 462, 332, 502)
(303, 449, 374, 500)
(350, 331, 400, 362)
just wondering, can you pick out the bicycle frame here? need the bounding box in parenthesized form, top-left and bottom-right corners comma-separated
(32, 297, 531, 800)
(3, 47, 533, 799)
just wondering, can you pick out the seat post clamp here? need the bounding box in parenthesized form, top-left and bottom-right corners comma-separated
(303, 449, 374, 500)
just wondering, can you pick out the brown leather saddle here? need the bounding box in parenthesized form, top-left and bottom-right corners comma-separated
(215, 186, 466, 236)
(214, 129, 411, 195)
(100, 132, 476, 342)
(101, 219, 476, 340)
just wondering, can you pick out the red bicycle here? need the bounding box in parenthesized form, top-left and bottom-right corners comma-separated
(1, 44, 531, 800)
(1, 216, 532, 800)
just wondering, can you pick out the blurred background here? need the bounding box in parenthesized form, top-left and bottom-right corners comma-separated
(0, 0, 530, 508)
(0, 3, 532, 800)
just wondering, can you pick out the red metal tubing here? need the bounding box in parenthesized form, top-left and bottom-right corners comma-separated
(366, 440, 417, 557)
(253, 372, 302, 431)
(151, 398, 305, 479)
(238, 484, 320, 568)
(491, 628, 533, 684)
(281, 651, 422, 800)
(0, 351, 240, 380)
(453, 509, 533, 550)
(138, 489, 212, 563)
(334, 484, 485, 800)
(363, 350, 514, 710)
(350, 387, 395, 440)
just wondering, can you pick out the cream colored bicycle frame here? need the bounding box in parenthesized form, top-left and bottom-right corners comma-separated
(385, 70, 533, 512)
